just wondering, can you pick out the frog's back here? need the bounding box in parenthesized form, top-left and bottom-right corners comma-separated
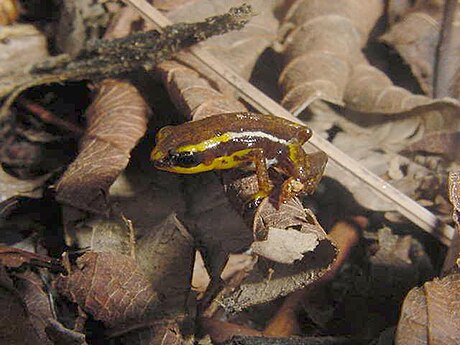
(174, 113, 311, 145)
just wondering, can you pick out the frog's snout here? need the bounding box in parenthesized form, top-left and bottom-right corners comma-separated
(151, 148, 169, 167)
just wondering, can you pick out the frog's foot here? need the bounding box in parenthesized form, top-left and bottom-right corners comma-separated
(279, 177, 305, 204)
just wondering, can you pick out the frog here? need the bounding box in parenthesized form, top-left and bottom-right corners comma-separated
(151, 112, 327, 205)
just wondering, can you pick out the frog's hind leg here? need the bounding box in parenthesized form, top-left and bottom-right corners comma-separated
(278, 145, 328, 203)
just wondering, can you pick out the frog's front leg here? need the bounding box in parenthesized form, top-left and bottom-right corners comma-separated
(243, 148, 273, 201)
(279, 144, 328, 204)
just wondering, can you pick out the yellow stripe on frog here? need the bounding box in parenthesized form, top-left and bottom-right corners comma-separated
(165, 148, 253, 174)
(176, 133, 233, 153)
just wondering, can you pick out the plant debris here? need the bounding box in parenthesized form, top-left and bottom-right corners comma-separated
(0, 4, 254, 119)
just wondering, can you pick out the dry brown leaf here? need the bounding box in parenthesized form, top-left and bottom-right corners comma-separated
(396, 273, 460, 345)
(381, 1, 460, 98)
(14, 270, 55, 345)
(56, 251, 160, 332)
(167, 0, 279, 80)
(56, 79, 149, 214)
(210, 0, 460, 219)
(0, 25, 48, 76)
(0, 267, 51, 345)
(63, 162, 195, 342)
(134, 213, 194, 318)
(0, 167, 50, 203)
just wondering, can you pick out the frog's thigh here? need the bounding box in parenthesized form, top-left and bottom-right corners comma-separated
(243, 148, 273, 194)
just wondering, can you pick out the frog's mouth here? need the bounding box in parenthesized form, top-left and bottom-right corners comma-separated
(153, 149, 203, 172)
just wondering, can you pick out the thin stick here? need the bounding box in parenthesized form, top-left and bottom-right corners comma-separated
(122, 0, 455, 246)
(18, 97, 84, 136)
(433, 0, 457, 98)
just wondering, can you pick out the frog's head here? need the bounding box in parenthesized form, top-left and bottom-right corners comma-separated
(151, 126, 203, 173)
(151, 147, 202, 173)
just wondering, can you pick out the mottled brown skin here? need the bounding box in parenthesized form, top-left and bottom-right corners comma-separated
(151, 112, 327, 204)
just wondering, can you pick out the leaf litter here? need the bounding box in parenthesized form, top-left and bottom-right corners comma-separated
(0, 0, 458, 344)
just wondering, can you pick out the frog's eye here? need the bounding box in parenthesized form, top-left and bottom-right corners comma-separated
(169, 151, 200, 168)
(156, 126, 172, 141)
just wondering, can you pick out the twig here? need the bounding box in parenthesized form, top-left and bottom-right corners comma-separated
(433, 0, 457, 98)
(122, 0, 455, 246)
(18, 97, 84, 136)
(0, 5, 254, 120)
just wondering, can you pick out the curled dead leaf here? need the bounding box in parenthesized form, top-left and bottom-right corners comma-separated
(0, 267, 54, 345)
(0, 246, 62, 271)
(277, 0, 383, 114)
(56, 79, 149, 214)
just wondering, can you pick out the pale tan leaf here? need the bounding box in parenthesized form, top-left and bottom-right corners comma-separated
(251, 227, 319, 264)
(156, 59, 247, 119)
(387, 0, 414, 24)
(216, 198, 336, 311)
(56, 79, 150, 214)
